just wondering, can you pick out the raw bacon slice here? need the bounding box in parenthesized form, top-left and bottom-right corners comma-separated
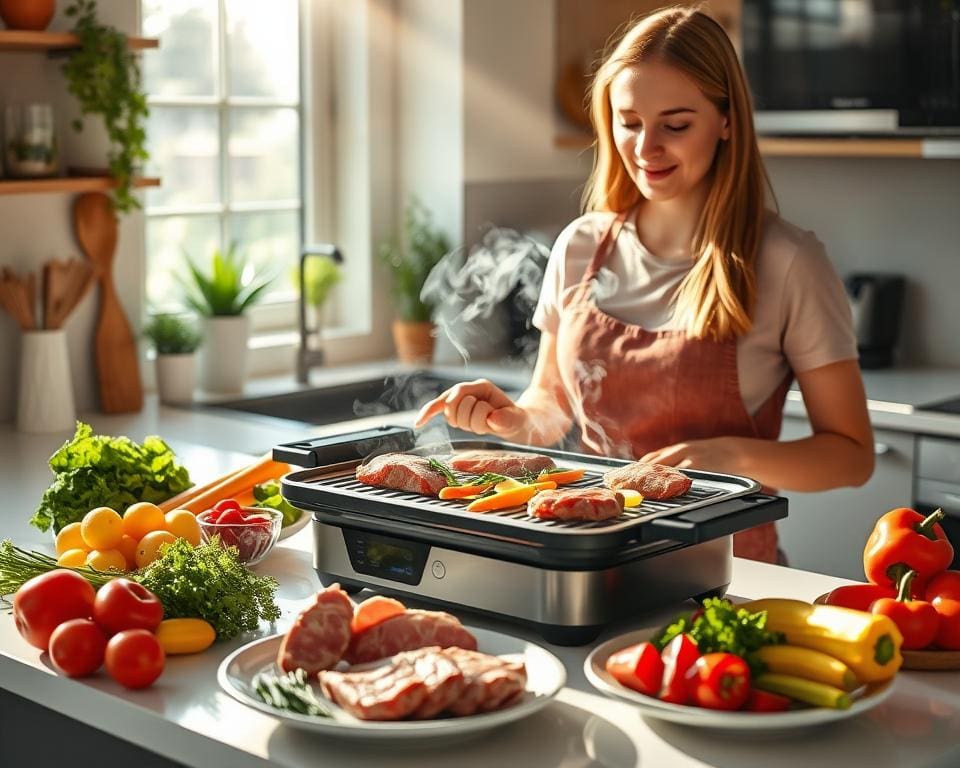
(528, 488, 624, 522)
(602, 462, 692, 500)
(449, 450, 556, 477)
(344, 609, 478, 665)
(318, 655, 428, 721)
(277, 584, 354, 675)
(443, 648, 527, 716)
(355, 452, 447, 495)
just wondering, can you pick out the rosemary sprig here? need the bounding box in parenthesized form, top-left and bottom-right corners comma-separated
(428, 458, 460, 486)
(253, 668, 331, 717)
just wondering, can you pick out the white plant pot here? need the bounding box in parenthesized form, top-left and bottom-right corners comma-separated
(17, 329, 76, 433)
(199, 315, 250, 393)
(156, 353, 196, 404)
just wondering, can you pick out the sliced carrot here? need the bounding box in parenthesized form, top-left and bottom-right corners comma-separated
(465, 481, 557, 513)
(537, 468, 586, 485)
(438, 483, 495, 500)
(351, 595, 406, 634)
(160, 453, 292, 514)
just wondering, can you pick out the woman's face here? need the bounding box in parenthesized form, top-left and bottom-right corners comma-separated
(610, 60, 730, 204)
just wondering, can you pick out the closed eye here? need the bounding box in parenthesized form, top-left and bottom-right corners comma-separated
(665, 124, 690, 133)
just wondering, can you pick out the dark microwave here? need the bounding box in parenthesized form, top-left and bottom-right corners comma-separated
(741, 0, 960, 136)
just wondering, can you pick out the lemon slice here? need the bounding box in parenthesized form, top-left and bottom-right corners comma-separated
(620, 489, 643, 508)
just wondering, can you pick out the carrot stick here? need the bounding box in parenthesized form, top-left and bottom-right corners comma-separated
(438, 483, 495, 500)
(465, 481, 557, 513)
(537, 468, 586, 485)
(160, 453, 291, 514)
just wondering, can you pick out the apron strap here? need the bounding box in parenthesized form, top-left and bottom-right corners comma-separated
(583, 210, 630, 283)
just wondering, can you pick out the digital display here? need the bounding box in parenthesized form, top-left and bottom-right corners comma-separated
(343, 529, 429, 586)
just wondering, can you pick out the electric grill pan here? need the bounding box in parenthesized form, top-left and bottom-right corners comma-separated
(275, 426, 787, 644)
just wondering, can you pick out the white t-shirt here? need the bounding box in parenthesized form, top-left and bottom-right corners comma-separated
(532, 210, 858, 415)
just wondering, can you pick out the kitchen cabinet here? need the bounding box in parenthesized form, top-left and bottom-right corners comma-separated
(776, 414, 915, 581)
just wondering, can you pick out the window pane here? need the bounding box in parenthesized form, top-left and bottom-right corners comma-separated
(225, 0, 299, 101)
(146, 215, 221, 311)
(228, 108, 299, 203)
(142, 0, 217, 97)
(146, 107, 220, 208)
(229, 210, 300, 298)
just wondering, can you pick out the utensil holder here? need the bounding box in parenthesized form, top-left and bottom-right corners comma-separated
(17, 329, 76, 433)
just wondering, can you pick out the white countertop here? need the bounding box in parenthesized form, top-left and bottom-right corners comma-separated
(1, 401, 959, 767)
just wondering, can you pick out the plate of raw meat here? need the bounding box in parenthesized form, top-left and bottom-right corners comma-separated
(217, 589, 566, 740)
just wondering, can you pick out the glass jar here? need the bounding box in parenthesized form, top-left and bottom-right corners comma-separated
(4, 104, 59, 178)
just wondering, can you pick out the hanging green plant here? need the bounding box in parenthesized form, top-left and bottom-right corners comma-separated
(62, 0, 149, 213)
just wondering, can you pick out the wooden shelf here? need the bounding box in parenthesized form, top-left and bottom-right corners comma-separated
(554, 132, 933, 158)
(0, 30, 158, 53)
(0, 176, 160, 196)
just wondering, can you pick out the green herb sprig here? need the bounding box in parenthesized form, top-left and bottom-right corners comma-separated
(253, 668, 331, 717)
(654, 598, 784, 676)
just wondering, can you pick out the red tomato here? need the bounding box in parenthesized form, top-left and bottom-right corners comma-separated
(48, 619, 107, 678)
(105, 629, 165, 689)
(930, 597, 960, 650)
(746, 689, 791, 712)
(659, 634, 700, 704)
(93, 579, 164, 635)
(12, 569, 96, 651)
(684, 653, 751, 710)
(925, 571, 960, 603)
(605, 642, 663, 696)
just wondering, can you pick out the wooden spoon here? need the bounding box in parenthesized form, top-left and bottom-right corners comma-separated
(73, 192, 143, 413)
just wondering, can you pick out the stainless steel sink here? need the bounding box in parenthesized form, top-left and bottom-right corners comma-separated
(203, 370, 525, 427)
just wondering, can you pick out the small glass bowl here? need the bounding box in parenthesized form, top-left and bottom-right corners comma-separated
(197, 506, 283, 566)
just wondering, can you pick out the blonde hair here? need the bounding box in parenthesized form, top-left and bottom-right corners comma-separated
(582, 5, 773, 340)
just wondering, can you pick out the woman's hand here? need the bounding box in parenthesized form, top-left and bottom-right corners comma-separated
(414, 379, 531, 440)
(640, 437, 746, 474)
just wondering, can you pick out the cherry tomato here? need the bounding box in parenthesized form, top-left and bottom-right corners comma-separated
(746, 689, 791, 712)
(12, 569, 96, 651)
(93, 579, 164, 635)
(659, 633, 700, 704)
(925, 570, 960, 603)
(48, 618, 107, 678)
(684, 652, 751, 710)
(604, 641, 663, 696)
(105, 629, 165, 689)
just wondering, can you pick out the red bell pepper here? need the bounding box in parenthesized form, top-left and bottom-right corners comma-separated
(658, 633, 700, 704)
(870, 569, 940, 650)
(746, 689, 791, 713)
(823, 583, 897, 612)
(605, 642, 663, 697)
(930, 597, 960, 650)
(924, 570, 960, 603)
(684, 652, 751, 711)
(863, 507, 954, 590)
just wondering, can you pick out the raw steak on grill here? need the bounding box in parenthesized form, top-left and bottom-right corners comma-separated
(318, 654, 428, 720)
(343, 609, 478, 665)
(355, 452, 447, 495)
(444, 648, 527, 716)
(449, 449, 555, 477)
(277, 584, 355, 675)
(602, 462, 692, 500)
(528, 488, 624, 522)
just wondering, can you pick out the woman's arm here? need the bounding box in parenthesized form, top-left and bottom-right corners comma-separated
(641, 359, 875, 491)
(414, 330, 574, 446)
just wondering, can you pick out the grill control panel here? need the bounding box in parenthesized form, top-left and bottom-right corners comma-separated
(342, 529, 430, 586)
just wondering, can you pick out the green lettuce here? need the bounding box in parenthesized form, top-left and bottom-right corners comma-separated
(30, 422, 192, 533)
(252, 480, 302, 527)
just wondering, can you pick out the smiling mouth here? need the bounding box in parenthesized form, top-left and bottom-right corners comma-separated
(641, 166, 677, 181)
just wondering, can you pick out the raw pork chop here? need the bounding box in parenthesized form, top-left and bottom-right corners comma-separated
(444, 648, 528, 716)
(277, 584, 354, 674)
(355, 452, 447, 495)
(528, 488, 624, 522)
(449, 449, 555, 477)
(318, 654, 427, 720)
(344, 609, 478, 664)
(602, 462, 692, 500)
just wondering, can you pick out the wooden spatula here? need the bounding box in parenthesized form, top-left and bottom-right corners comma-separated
(73, 191, 144, 413)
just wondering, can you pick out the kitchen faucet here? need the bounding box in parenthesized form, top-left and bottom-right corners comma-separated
(297, 243, 344, 383)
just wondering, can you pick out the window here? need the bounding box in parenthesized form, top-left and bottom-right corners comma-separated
(141, 0, 302, 327)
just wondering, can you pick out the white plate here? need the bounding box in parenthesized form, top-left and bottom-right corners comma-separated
(584, 628, 896, 732)
(277, 509, 310, 541)
(217, 626, 566, 740)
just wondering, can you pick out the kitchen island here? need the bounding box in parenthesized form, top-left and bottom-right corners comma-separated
(2, 400, 959, 768)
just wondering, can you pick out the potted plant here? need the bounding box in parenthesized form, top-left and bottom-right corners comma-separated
(292, 254, 343, 335)
(61, 0, 150, 213)
(379, 198, 451, 363)
(143, 314, 202, 404)
(180, 243, 272, 393)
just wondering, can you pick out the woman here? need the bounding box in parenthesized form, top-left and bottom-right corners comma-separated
(415, 7, 874, 563)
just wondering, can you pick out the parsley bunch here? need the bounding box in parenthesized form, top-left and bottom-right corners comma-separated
(138, 538, 281, 640)
(653, 598, 784, 676)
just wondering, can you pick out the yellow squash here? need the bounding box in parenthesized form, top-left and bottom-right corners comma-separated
(155, 618, 216, 655)
(754, 673, 851, 709)
(745, 598, 902, 683)
(755, 644, 858, 691)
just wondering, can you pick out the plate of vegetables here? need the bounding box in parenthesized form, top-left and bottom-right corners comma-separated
(584, 598, 898, 731)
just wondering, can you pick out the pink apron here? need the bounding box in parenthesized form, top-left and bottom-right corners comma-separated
(555, 211, 792, 563)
